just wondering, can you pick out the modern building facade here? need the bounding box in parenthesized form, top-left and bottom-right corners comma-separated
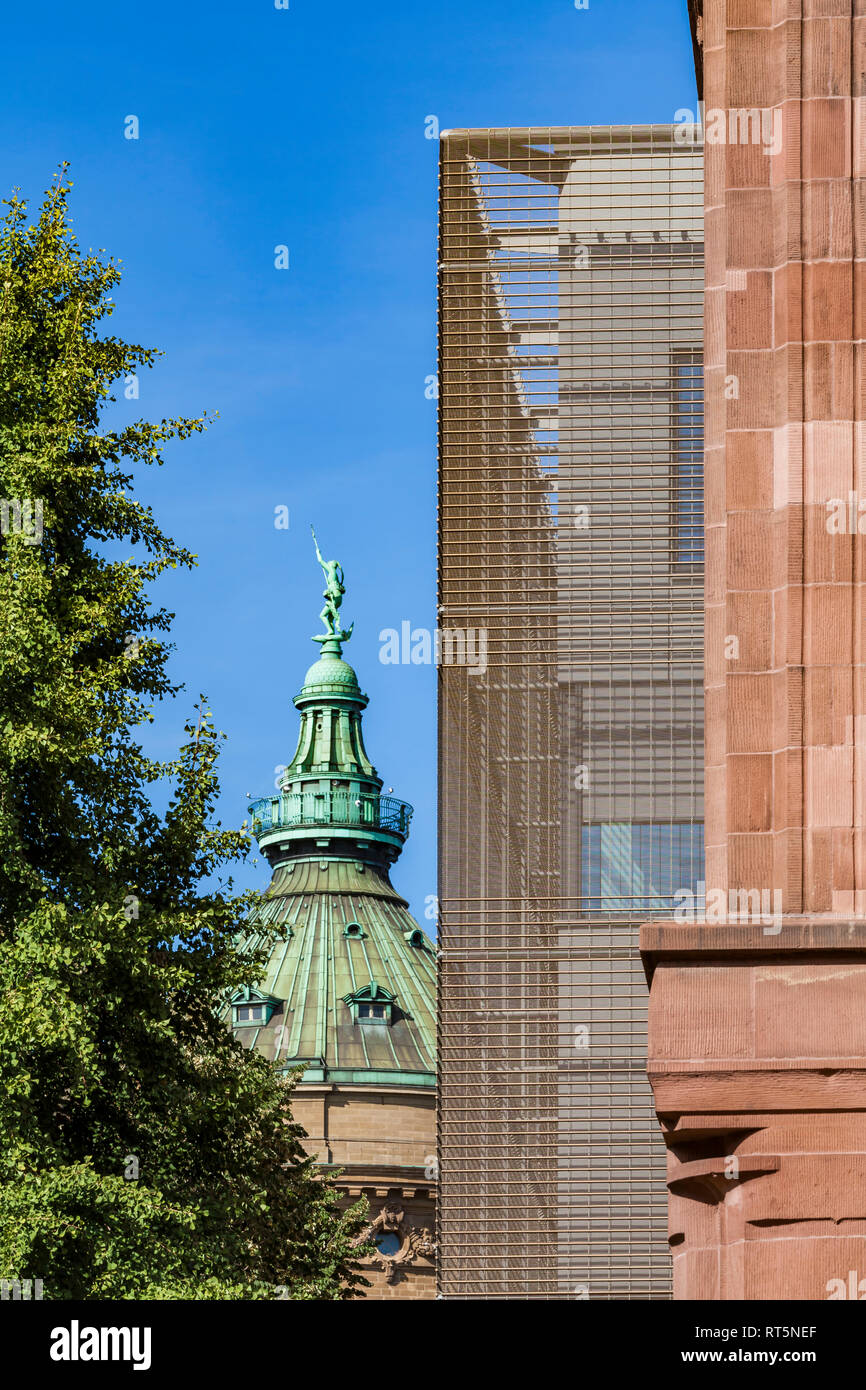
(229, 554, 437, 1299)
(438, 125, 704, 1297)
(642, 1, 866, 1300)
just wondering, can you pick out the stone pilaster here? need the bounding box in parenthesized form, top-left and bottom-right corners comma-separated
(642, 0, 866, 1299)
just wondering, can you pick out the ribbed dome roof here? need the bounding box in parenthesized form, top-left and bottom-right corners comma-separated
(228, 858, 436, 1087)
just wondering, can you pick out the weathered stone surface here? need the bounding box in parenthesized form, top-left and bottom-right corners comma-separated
(642, 922, 866, 1299)
(650, 0, 866, 1298)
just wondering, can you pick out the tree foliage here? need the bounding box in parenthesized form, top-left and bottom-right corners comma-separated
(0, 172, 369, 1299)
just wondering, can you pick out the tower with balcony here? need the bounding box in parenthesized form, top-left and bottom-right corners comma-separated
(229, 547, 437, 1299)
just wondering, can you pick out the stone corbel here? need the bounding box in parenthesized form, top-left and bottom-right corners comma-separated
(668, 1153, 781, 1203)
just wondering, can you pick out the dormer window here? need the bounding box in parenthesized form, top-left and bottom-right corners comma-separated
(404, 928, 429, 949)
(343, 980, 396, 1026)
(230, 987, 282, 1029)
(343, 921, 367, 939)
(358, 1003, 386, 1021)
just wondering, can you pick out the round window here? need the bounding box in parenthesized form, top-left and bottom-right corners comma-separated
(375, 1232, 401, 1256)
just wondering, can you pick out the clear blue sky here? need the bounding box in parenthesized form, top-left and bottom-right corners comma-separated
(1, 0, 697, 921)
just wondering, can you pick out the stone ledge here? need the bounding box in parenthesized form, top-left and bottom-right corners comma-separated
(650, 1068, 866, 1114)
(640, 918, 866, 983)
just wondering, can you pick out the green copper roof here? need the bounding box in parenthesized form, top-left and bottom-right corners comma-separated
(296, 654, 365, 702)
(227, 858, 436, 1086)
(232, 535, 436, 1088)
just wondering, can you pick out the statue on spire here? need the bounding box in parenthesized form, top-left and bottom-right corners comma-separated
(311, 525, 354, 649)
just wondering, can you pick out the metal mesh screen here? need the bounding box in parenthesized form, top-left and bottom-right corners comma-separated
(437, 125, 704, 1299)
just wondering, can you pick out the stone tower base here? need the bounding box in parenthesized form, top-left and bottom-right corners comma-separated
(292, 1083, 436, 1299)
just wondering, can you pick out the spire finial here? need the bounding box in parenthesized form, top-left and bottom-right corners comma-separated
(311, 524, 354, 657)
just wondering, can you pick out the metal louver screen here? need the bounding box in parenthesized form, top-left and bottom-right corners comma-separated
(437, 125, 704, 1299)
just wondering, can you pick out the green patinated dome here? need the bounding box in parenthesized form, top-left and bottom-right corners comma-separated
(227, 860, 436, 1086)
(229, 540, 436, 1089)
(298, 653, 364, 701)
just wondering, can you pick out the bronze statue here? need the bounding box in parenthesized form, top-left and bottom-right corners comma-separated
(311, 526, 353, 644)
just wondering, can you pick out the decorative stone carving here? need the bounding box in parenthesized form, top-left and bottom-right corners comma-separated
(357, 1199, 437, 1285)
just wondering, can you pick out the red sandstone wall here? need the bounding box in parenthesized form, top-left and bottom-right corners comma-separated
(704, 0, 865, 915)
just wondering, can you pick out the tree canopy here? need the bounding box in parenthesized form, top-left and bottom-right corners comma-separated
(0, 171, 368, 1299)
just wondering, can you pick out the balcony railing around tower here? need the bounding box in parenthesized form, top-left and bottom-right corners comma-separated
(247, 789, 413, 842)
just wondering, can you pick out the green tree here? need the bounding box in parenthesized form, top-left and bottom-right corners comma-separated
(0, 171, 369, 1299)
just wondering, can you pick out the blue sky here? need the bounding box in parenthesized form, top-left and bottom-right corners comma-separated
(1, 0, 698, 922)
